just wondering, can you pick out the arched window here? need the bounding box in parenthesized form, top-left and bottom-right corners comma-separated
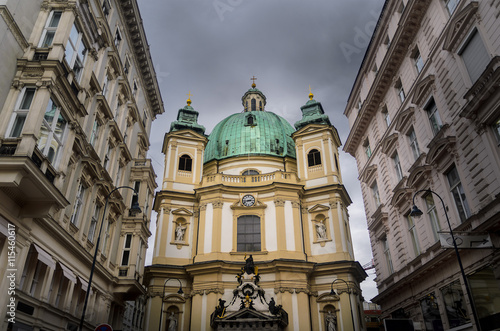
(251, 98, 256, 111)
(242, 169, 259, 176)
(237, 215, 261, 252)
(247, 115, 254, 125)
(307, 149, 322, 167)
(178, 154, 192, 171)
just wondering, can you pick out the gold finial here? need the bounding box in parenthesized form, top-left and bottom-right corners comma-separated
(250, 76, 257, 88)
(308, 85, 314, 100)
(186, 91, 192, 106)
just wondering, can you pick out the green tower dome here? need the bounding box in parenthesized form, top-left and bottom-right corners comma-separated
(204, 111, 296, 163)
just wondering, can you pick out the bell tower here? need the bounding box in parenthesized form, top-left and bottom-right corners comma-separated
(242, 77, 266, 112)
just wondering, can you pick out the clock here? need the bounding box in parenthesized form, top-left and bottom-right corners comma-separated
(242, 194, 255, 207)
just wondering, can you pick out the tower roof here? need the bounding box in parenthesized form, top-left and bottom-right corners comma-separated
(169, 96, 206, 135)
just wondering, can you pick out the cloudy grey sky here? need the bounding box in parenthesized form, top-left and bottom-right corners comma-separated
(137, 0, 385, 302)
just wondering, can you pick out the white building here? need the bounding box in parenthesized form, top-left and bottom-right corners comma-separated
(0, 0, 163, 329)
(344, 0, 500, 330)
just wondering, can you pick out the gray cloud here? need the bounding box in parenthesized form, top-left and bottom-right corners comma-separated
(139, 0, 384, 302)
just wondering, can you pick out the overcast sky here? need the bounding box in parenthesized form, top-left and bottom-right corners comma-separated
(137, 0, 385, 302)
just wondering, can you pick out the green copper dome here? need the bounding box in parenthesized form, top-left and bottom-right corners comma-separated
(204, 111, 296, 163)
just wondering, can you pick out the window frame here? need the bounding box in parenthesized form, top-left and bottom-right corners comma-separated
(371, 181, 381, 207)
(395, 78, 405, 103)
(424, 97, 443, 136)
(424, 193, 441, 242)
(446, 165, 471, 222)
(413, 48, 424, 73)
(70, 183, 87, 227)
(307, 149, 322, 167)
(121, 233, 133, 266)
(382, 237, 394, 273)
(8, 87, 36, 138)
(393, 152, 403, 181)
(407, 214, 420, 256)
(65, 23, 87, 82)
(37, 97, 68, 164)
(236, 215, 261, 252)
(178, 154, 193, 171)
(39, 10, 62, 48)
(87, 204, 101, 243)
(408, 128, 420, 160)
(457, 28, 490, 84)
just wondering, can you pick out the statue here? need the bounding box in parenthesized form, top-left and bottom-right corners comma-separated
(214, 298, 226, 317)
(175, 223, 186, 242)
(316, 222, 327, 240)
(244, 254, 255, 274)
(268, 297, 282, 315)
(325, 310, 337, 331)
(167, 312, 177, 331)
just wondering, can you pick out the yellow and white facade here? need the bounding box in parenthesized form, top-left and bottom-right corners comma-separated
(145, 85, 367, 331)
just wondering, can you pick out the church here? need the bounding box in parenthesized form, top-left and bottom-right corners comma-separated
(144, 81, 367, 331)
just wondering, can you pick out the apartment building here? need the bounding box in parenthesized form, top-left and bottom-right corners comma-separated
(0, 0, 163, 329)
(344, 0, 500, 330)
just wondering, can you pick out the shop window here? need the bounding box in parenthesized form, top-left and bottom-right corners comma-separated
(420, 293, 444, 330)
(469, 267, 500, 330)
(440, 279, 469, 328)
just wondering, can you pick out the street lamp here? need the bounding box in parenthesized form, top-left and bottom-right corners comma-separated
(330, 278, 356, 331)
(158, 278, 183, 331)
(79, 186, 141, 331)
(410, 189, 480, 331)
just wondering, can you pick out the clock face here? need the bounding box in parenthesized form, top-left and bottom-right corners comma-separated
(242, 194, 255, 207)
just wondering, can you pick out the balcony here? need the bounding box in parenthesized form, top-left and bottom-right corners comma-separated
(0, 143, 68, 217)
(202, 170, 298, 187)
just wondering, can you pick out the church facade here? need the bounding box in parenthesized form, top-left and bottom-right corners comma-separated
(145, 83, 367, 331)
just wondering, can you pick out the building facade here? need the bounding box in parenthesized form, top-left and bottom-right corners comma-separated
(344, 0, 500, 330)
(0, 0, 163, 329)
(145, 84, 367, 331)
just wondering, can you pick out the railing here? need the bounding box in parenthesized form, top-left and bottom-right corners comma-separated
(203, 171, 297, 186)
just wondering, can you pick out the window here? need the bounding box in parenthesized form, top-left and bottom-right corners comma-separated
(493, 118, 500, 144)
(307, 149, 322, 167)
(407, 214, 420, 256)
(101, 220, 111, 256)
(246, 114, 254, 125)
(102, 73, 109, 99)
(121, 234, 132, 266)
(425, 98, 443, 136)
(9, 87, 36, 137)
(446, 166, 470, 222)
(178, 154, 192, 171)
(37, 98, 68, 163)
(382, 237, 393, 273)
(102, 0, 111, 17)
(39, 11, 62, 47)
(408, 128, 420, 160)
(372, 63, 378, 75)
(441, 280, 469, 328)
(242, 169, 259, 176)
(133, 80, 138, 96)
(425, 194, 441, 241)
(445, 0, 459, 15)
(124, 58, 130, 75)
(103, 143, 112, 170)
(459, 29, 490, 83)
(357, 98, 363, 110)
(413, 48, 424, 73)
(65, 24, 87, 81)
(395, 78, 405, 103)
(371, 181, 381, 207)
(251, 98, 256, 111)
(70, 183, 86, 226)
(382, 106, 391, 127)
(114, 28, 122, 47)
(88, 205, 101, 243)
(393, 152, 403, 181)
(469, 267, 500, 330)
(397, 0, 405, 13)
(89, 119, 100, 146)
(384, 34, 391, 47)
(237, 215, 261, 252)
(364, 139, 372, 159)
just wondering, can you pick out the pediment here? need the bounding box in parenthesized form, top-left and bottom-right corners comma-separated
(407, 165, 432, 188)
(316, 292, 340, 302)
(163, 294, 186, 303)
(395, 107, 415, 133)
(222, 308, 274, 321)
(360, 164, 377, 184)
(390, 188, 413, 209)
(425, 136, 456, 167)
(443, 2, 479, 52)
(381, 133, 399, 155)
(172, 208, 193, 216)
(308, 204, 330, 213)
(169, 129, 208, 142)
(412, 75, 435, 107)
